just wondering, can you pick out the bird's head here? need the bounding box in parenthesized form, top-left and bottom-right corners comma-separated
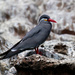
(39, 14, 57, 23)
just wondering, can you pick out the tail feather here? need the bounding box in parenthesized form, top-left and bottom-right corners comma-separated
(0, 50, 10, 56)
(0, 39, 23, 56)
(0, 50, 10, 60)
(0, 40, 22, 60)
(0, 56, 6, 60)
(0, 49, 24, 60)
(0, 46, 34, 60)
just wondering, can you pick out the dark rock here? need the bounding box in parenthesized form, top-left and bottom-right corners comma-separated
(15, 55, 75, 75)
(54, 43, 67, 55)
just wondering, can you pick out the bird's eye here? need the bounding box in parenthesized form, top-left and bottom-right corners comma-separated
(44, 19, 47, 21)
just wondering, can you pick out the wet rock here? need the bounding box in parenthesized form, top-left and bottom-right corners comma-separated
(54, 43, 67, 55)
(15, 54, 75, 75)
(15, 55, 58, 75)
(44, 40, 75, 57)
(6, 67, 17, 75)
(0, 59, 10, 75)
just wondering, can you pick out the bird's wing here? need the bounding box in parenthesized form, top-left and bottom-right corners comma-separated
(22, 25, 41, 41)
(0, 25, 42, 59)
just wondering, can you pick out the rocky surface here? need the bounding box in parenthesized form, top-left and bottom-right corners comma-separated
(14, 40, 75, 75)
(15, 54, 75, 75)
(0, 0, 75, 75)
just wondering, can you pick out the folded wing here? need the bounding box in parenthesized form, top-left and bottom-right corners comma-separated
(0, 25, 42, 59)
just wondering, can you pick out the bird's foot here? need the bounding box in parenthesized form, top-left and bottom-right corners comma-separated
(39, 51, 42, 55)
(35, 48, 42, 55)
(36, 51, 42, 55)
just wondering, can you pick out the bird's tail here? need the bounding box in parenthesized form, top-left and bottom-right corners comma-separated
(0, 48, 29, 60)
(0, 50, 10, 60)
(0, 40, 22, 60)
(0, 39, 34, 60)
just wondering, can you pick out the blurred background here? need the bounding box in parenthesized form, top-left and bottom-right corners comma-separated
(0, 0, 75, 55)
(0, 0, 75, 74)
(0, 0, 75, 44)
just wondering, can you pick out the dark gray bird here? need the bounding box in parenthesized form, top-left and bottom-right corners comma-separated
(0, 14, 56, 59)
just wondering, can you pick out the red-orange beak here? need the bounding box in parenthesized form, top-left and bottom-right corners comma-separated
(48, 18, 57, 23)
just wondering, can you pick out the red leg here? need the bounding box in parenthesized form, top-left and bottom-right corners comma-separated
(35, 48, 39, 54)
(35, 48, 42, 55)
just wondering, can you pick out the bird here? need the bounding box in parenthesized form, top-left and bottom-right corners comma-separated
(0, 14, 57, 60)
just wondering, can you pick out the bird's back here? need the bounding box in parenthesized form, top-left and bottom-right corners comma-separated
(13, 20, 52, 50)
